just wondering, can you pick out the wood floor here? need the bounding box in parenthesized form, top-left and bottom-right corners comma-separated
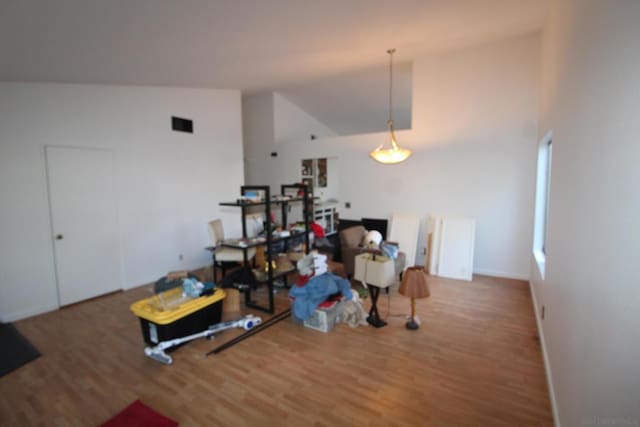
(0, 266, 553, 426)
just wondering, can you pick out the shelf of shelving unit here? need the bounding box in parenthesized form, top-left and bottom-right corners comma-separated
(251, 267, 296, 283)
(218, 184, 312, 314)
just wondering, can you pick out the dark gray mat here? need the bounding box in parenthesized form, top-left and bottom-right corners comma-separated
(0, 323, 40, 377)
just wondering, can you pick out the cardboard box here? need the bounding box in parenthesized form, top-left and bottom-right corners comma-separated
(167, 270, 189, 281)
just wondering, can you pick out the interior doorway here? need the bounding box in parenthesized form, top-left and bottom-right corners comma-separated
(300, 156, 339, 202)
(45, 146, 122, 306)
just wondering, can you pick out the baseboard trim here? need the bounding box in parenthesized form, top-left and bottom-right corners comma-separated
(528, 280, 561, 427)
(1, 303, 59, 323)
(473, 268, 530, 281)
(2, 265, 214, 323)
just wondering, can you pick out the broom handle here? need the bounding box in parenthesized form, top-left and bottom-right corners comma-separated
(206, 308, 291, 356)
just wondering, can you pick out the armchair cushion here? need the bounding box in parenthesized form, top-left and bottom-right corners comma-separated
(339, 226, 367, 277)
(341, 225, 367, 249)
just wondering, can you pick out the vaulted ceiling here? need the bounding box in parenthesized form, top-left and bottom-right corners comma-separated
(0, 0, 549, 135)
(1, 0, 548, 92)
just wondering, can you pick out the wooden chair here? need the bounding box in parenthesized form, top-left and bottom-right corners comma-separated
(206, 219, 256, 281)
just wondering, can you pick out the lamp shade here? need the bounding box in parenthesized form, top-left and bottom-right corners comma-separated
(398, 266, 430, 299)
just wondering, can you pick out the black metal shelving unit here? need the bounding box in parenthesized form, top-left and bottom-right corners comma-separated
(218, 184, 311, 313)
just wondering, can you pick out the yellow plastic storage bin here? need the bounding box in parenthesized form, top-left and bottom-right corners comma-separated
(131, 287, 226, 344)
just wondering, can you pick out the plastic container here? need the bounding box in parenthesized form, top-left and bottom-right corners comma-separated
(303, 300, 344, 333)
(131, 287, 226, 344)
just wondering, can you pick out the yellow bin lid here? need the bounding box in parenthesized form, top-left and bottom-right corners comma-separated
(130, 287, 226, 325)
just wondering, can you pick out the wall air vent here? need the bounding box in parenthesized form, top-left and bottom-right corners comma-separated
(172, 116, 194, 134)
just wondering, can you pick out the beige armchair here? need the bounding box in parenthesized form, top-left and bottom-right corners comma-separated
(339, 225, 406, 281)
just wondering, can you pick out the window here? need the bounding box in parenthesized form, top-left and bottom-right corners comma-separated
(542, 139, 552, 253)
(533, 132, 553, 277)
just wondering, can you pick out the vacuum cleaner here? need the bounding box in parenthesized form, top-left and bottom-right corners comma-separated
(144, 315, 262, 364)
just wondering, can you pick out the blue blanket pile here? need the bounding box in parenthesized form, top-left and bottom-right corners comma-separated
(289, 273, 353, 320)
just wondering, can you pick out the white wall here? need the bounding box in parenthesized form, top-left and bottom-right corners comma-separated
(276, 62, 412, 136)
(244, 34, 539, 276)
(244, 92, 337, 194)
(531, 1, 640, 426)
(273, 93, 336, 144)
(0, 83, 244, 321)
(242, 92, 281, 196)
(242, 92, 275, 170)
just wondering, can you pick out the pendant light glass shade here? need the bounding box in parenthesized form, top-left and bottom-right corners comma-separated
(370, 48, 412, 165)
(369, 120, 412, 164)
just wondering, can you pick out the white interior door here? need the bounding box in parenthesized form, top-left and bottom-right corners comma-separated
(46, 146, 122, 306)
(438, 217, 476, 281)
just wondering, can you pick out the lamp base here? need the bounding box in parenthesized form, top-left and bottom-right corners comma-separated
(367, 315, 387, 328)
(405, 319, 419, 330)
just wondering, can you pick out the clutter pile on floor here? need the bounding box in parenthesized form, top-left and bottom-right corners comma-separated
(132, 251, 370, 365)
(290, 252, 368, 331)
(131, 271, 263, 365)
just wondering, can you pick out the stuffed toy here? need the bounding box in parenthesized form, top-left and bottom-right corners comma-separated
(295, 253, 315, 287)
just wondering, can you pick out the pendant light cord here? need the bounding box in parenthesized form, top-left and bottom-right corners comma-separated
(368, 48, 411, 163)
(389, 50, 392, 123)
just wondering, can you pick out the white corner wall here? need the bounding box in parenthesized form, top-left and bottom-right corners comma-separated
(244, 34, 540, 276)
(531, 1, 640, 426)
(0, 83, 244, 321)
(242, 92, 278, 193)
(242, 92, 275, 164)
(243, 92, 337, 193)
(273, 93, 336, 144)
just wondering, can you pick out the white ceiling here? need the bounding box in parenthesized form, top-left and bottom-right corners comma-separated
(0, 0, 549, 134)
(278, 61, 413, 135)
(1, 0, 549, 91)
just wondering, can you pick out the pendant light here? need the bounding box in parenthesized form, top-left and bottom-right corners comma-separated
(369, 48, 412, 164)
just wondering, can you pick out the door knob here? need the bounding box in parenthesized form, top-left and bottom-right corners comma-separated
(56, 234, 64, 240)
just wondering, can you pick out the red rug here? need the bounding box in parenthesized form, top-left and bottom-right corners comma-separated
(101, 400, 178, 427)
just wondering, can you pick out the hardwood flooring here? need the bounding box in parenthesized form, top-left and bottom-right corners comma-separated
(0, 266, 553, 426)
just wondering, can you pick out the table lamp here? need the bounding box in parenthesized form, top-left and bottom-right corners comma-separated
(398, 266, 430, 330)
